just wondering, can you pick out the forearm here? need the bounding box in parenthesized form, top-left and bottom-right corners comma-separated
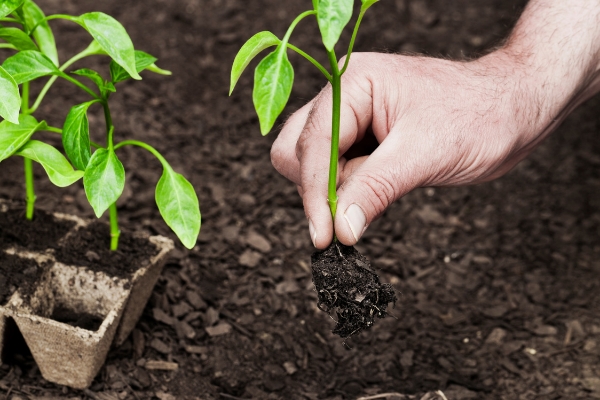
(491, 0, 600, 139)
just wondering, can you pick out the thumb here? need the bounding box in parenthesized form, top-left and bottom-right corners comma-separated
(297, 80, 373, 249)
(334, 134, 419, 245)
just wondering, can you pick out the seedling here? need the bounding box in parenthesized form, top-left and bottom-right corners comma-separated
(0, 0, 200, 250)
(231, 0, 379, 221)
(231, 0, 396, 339)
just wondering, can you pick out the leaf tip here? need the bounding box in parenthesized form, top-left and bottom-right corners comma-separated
(92, 207, 105, 219)
(182, 235, 197, 250)
(260, 124, 271, 136)
(6, 115, 20, 125)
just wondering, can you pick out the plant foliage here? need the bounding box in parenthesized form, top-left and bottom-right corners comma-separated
(0, 1, 201, 250)
(230, 0, 379, 218)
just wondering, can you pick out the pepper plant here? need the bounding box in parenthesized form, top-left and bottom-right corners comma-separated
(230, 0, 378, 222)
(0, 0, 200, 250)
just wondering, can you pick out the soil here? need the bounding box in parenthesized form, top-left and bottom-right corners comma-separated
(0, 206, 74, 252)
(312, 244, 396, 339)
(0, 253, 42, 304)
(54, 221, 158, 279)
(50, 306, 104, 332)
(1, 0, 600, 399)
(0, 201, 158, 305)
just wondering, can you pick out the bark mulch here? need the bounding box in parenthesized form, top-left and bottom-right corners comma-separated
(2, 0, 600, 399)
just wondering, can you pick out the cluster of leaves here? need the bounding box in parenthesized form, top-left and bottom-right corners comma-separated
(230, 0, 378, 220)
(230, 0, 378, 135)
(0, 0, 200, 249)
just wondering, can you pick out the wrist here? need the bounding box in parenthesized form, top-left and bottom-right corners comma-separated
(479, 44, 600, 146)
(485, 0, 600, 143)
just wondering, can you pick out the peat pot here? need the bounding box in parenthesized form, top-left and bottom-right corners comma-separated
(0, 200, 174, 389)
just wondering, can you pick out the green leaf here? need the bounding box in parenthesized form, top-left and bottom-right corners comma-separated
(2, 50, 60, 84)
(83, 39, 108, 56)
(230, 31, 280, 95)
(253, 49, 294, 135)
(0, 115, 46, 162)
(16, 140, 84, 187)
(79, 12, 141, 80)
(156, 165, 200, 249)
(72, 68, 115, 97)
(20, 0, 58, 66)
(317, 0, 354, 51)
(0, 0, 23, 19)
(110, 50, 157, 84)
(83, 148, 125, 217)
(62, 101, 98, 171)
(0, 27, 38, 51)
(0, 66, 20, 124)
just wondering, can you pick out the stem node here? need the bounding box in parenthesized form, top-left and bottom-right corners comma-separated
(109, 203, 120, 251)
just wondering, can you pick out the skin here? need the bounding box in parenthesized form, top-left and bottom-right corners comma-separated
(270, 0, 600, 249)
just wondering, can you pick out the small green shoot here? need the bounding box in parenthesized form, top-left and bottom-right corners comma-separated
(230, 0, 379, 223)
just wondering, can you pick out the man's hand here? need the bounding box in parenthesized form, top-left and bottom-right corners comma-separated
(270, 0, 600, 249)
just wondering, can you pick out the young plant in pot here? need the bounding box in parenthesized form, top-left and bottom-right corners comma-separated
(0, 0, 200, 389)
(230, 0, 396, 339)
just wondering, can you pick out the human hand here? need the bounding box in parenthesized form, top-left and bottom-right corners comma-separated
(271, 48, 600, 248)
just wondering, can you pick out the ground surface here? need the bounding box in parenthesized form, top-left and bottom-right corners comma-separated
(1, 0, 600, 399)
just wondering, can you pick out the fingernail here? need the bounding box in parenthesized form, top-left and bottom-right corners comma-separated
(344, 204, 366, 242)
(308, 219, 317, 247)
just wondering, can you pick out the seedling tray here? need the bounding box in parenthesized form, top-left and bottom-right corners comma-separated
(0, 201, 173, 389)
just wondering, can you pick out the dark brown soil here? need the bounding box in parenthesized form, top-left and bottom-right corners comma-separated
(0, 253, 42, 304)
(1, 0, 600, 399)
(312, 243, 396, 339)
(0, 206, 74, 252)
(54, 221, 158, 279)
(50, 306, 104, 332)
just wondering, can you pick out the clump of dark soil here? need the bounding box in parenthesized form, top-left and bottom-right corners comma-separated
(0, 207, 75, 252)
(50, 306, 104, 331)
(0, 253, 43, 304)
(54, 221, 158, 279)
(311, 243, 397, 338)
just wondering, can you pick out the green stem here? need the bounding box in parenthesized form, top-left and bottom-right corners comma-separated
(111, 140, 171, 252)
(340, 4, 373, 76)
(28, 14, 78, 36)
(114, 140, 169, 167)
(22, 82, 35, 219)
(21, 81, 29, 114)
(103, 103, 114, 148)
(43, 126, 63, 134)
(101, 102, 120, 250)
(282, 10, 316, 44)
(109, 203, 120, 251)
(327, 50, 341, 222)
(28, 48, 96, 114)
(60, 73, 99, 99)
(0, 44, 17, 50)
(0, 17, 19, 23)
(24, 157, 35, 220)
(277, 10, 316, 65)
(286, 43, 332, 82)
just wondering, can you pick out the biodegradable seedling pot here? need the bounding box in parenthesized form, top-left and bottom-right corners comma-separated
(0, 201, 173, 389)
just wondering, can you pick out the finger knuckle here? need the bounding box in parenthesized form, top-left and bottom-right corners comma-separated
(356, 172, 398, 214)
(270, 140, 288, 173)
(295, 134, 308, 162)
